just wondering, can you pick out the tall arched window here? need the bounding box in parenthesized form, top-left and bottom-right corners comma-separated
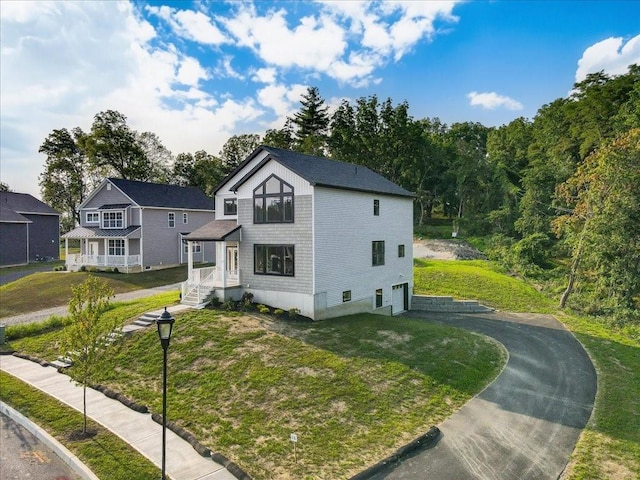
(253, 175, 294, 223)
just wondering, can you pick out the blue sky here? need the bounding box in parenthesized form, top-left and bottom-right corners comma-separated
(1, 0, 639, 197)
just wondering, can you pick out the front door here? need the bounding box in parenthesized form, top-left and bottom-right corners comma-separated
(392, 283, 409, 315)
(88, 241, 99, 261)
(226, 246, 238, 277)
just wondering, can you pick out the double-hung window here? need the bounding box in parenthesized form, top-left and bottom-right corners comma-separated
(168, 212, 175, 228)
(373, 199, 380, 216)
(184, 241, 201, 254)
(254, 244, 294, 276)
(102, 211, 123, 229)
(372, 241, 385, 266)
(254, 175, 294, 223)
(86, 212, 99, 224)
(108, 239, 125, 256)
(183, 213, 188, 224)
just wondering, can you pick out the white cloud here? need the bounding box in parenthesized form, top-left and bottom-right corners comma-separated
(257, 83, 308, 128)
(146, 5, 228, 45)
(467, 92, 524, 111)
(251, 67, 278, 84)
(576, 34, 640, 82)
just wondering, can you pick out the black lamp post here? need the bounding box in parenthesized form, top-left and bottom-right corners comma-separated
(156, 307, 175, 480)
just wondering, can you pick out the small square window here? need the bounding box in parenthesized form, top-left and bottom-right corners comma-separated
(343, 290, 352, 302)
(398, 244, 405, 258)
(373, 199, 380, 216)
(224, 198, 238, 215)
(375, 288, 383, 308)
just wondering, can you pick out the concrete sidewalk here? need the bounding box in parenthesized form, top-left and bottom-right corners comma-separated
(1, 283, 183, 326)
(0, 355, 237, 480)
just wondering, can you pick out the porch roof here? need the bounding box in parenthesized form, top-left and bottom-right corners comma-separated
(62, 225, 141, 239)
(183, 220, 241, 241)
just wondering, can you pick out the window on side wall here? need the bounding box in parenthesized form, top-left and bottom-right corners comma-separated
(375, 288, 383, 308)
(224, 199, 238, 215)
(398, 244, 405, 258)
(183, 213, 188, 224)
(168, 212, 175, 228)
(343, 290, 352, 302)
(372, 240, 385, 266)
(183, 241, 201, 253)
(86, 212, 99, 224)
(373, 199, 380, 216)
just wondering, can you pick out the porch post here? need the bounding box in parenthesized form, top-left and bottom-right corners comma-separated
(187, 240, 194, 280)
(220, 241, 227, 288)
(103, 239, 108, 266)
(124, 238, 129, 266)
(65, 238, 68, 266)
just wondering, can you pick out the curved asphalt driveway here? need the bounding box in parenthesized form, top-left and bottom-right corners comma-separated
(372, 311, 597, 480)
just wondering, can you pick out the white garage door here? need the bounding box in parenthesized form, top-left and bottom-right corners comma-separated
(392, 283, 408, 315)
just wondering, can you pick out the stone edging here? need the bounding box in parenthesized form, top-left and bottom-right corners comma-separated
(348, 426, 441, 480)
(150, 413, 253, 480)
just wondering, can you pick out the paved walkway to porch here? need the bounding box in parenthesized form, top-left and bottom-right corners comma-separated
(0, 283, 182, 327)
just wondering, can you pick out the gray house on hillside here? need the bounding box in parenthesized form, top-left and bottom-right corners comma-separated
(62, 178, 215, 272)
(0, 192, 61, 266)
(181, 146, 414, 319)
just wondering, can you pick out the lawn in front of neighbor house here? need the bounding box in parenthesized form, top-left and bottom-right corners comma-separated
(0, 265, 188, 318)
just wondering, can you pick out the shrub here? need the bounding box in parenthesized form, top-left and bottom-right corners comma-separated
(223, 299, 237, 311)
(258, 305, 270, 314)
(113, 267, 119, 274)
(288, 308, 300, 319)
(274, 309, 285, 316)
(80, 265, 86, 272)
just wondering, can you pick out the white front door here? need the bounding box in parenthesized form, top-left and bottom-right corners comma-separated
(392, 283, 408, 315)
(226, 246, 238, 274)
(88, 241, 99, 257)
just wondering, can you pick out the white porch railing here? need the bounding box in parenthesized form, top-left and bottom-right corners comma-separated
(67, 254, 141, 268)
(181, 266, 241, 306)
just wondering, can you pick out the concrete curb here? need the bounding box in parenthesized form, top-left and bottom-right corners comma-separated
(348, 426, 441, 480)
(0, 401, 99, 480)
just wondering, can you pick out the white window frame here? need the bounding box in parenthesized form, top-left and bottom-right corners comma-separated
(168, 212, 175, 228)
(183, 213, 188, 224)
(101, 211, 124, 229)
(86, 212, 99, 224)
(108, 239, 125, 256)
(183, 241, 201, 254)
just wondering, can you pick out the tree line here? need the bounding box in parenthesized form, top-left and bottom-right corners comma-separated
(37, 65, 639, 321)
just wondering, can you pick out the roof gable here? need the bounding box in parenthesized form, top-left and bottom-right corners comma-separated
(0, 192, 60, 216)
(100, 178, 214, 210)
(227, 146, 414, 198)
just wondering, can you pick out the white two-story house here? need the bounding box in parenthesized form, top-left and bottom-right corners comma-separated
(62, 178, 215, 272)
(182, 146, 414, 320)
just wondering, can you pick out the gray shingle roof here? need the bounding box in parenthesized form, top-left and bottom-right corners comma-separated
(62, 226, 141, 239)
(227, 146, 414, 198)
(183, 220, 241, 241)
(0, 192, 60, 216)
(108, 178, 214, 210)
(0, 208, 31, 223)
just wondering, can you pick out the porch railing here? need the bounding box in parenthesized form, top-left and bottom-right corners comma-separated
(67, 253, 141, 268)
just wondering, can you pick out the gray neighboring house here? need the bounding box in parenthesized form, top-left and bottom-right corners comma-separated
(181, 146, 415, 320)
(0, 192, 61, 266)
(62, 178, 215, 272)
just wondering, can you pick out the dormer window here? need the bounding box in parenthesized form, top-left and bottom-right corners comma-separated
(102, 211, 123, 229)
(254, 175, 294, 224)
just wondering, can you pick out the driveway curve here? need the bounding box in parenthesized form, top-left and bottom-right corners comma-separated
(371, 311, 597, 480)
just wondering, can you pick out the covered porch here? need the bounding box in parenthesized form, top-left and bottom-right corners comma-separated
(62, 226, 142, 273)
(181, 220, 242, 307)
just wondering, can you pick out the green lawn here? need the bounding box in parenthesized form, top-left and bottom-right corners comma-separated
(0, 266, 188, 318)
(10, 309, 505, 479)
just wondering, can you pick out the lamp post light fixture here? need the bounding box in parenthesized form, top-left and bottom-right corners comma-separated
(156, 307, 175, 480)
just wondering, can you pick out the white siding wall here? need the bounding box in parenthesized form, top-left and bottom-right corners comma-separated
(313, 187, 413, 318)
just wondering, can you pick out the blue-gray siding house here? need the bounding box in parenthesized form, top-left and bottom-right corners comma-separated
(62, 178, 215, 272)
(0, 192, 61, 266)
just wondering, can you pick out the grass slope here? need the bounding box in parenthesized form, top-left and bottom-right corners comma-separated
(0, 266, 187, 318)
(11, 310, 504, 479)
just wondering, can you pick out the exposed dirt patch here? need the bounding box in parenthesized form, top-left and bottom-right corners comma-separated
(413, 239, 487, 260)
